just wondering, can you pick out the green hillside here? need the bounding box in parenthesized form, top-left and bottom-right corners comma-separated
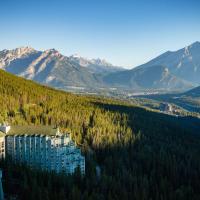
(139, 87, 200, 114)
(1, 69, 200, 200)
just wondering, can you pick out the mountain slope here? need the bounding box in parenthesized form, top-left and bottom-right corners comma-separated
(103, 41, 200, 91)
(136, 41, 200, 84)
(183, 85, 200, 97)
(103, 65, 192, 90)
(1, 69, 200, 199)
(0, 47, 103, 89)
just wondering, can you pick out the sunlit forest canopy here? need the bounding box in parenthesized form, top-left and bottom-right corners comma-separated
(1, 69, 200, 199)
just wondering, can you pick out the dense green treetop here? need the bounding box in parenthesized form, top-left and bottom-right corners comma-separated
(1, 69, 200, 200)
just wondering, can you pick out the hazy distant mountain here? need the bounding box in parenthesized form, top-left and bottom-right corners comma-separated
(137, 41, 200, 84)
(183, 85, 200, 97)
(103, 42, 200, 91)
(0, 47, 103, 89)
(103, 65, 192, 90)
(69, 54, 124, 74)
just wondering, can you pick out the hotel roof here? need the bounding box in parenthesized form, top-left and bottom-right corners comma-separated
(6, 125, 59, 136)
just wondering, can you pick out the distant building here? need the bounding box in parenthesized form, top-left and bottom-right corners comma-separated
(0, 125, 85, 174)
(160, 103, 173, 113)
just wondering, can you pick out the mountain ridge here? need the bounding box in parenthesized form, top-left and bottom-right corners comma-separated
(0, 42, 199, 92)
(103, 41, 200, 91)
(0, 47, 107, 89)
(68, 54, 124, 74)
(103, 64, 193, 90)
(133, 41, 200, 84)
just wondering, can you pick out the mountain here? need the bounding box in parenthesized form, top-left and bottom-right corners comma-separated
(136, 41, 200, 84)
(103, 41, 200, 91)
(103, 64, 192, 90)
(0, 42, 199, 92)
(69, 54, 124, 74)
(0, 47, 103, 89)
(183, 85, 200, 97)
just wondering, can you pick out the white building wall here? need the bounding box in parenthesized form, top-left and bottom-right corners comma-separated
(5, 134, 85, 174)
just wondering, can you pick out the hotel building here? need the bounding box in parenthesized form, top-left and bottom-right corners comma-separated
(0, 124, 85, 174)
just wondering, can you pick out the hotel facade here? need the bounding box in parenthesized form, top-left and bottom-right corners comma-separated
(0, 125, 85, 174)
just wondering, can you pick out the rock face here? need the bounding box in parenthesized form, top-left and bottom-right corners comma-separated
(0, 47, 103, 89)
(0, 47, 36, 70)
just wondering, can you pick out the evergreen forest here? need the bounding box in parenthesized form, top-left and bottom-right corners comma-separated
(1, 69, 200, 200)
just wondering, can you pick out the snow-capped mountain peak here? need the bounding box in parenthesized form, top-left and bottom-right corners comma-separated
(70, 53, 82, 58)
(90, 58, 112, 66)
(69, 54, 124, 73)
(70, 54, 112, 66)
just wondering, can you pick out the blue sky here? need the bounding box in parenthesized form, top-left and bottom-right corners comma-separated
(0, 0, 200, 68)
